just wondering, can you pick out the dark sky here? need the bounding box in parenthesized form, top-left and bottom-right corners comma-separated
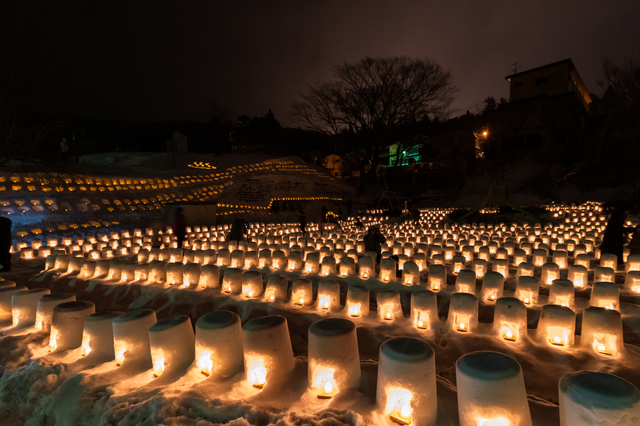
(2, 1, 639, 127)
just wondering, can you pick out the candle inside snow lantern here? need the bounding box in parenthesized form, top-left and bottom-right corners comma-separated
(553, 250, 568, 269)
(471, 259, 487, 278)
(112, 309, 157, 368)
(316, 280, 340, 311)
(558, 371, 640, 426)
(516, 262, 534, 278)
(35, 292, 76, 331)
(271, 250, 286, 270)
(241, 270, 263, 298)
(291, 278, 313, 306)
(451, 255, 466, 275)
(198, 265, 220, 289)
(359, 255, 375, 279)
(377, 290, 401, 321)
(590, 281, 619, 310)
(625, 254, 640, 272)
(377, 338, 437, 426)
(243, 251, 258, 268)
(492, 259, 509, 278)
(493, 297, 527, 343)
(513, 249, 527, 266)
(308, 318, 360, 399)
(181, 263, 200, 288)
(481, 272, 504, 303)
(303, 252, 320, 274)
(449, 293, 478, 333)
(549, 279, 575, 308)
(242, 315, 295, 389)
(216, 249, 230, 266)
(264, 274, 287, 302)
(574, 254, 590, 269)
(165, 262, 183, 286)
(402, 261, 420, 285)
(455, 269, 476, 294)
(148, 315, 195, 379)
(339, 256, 356, 276)
(320, 256, 336, 276)
(594, 266, 615, 284)
(346, 285, 370, 318)
(600, 253, 617, 269)
(567, 265, 587, 287)
(195, 310, 243, 378)
(538, 304, 575, 347)
(581, 307, 623, 357)
(10, 288, 51, 328)
(81, 311, 123, 361)
(541, 263, 560, 285)
(222, 268, 243, 295)
(411, 290, 438, 330)
(428, 264, 446, 291)
(456, 351, 532, 426)
(49, 301, 95, 353)
(380, 258, 397, 282)
(625, 271, 640, 293)
(515, 276, 539, 305)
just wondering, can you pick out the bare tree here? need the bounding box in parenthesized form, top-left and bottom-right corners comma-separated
(292, 56, 456, 192)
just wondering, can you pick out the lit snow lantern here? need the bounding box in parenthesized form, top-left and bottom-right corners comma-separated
(377, 337, 437, 426)
(137, 249, 149, 264)
(271, 250, 286, 269)
(258, 249, 271, 268)
(581, 307, 623, 357)
(291, 278, 313, 306)
(264, 274, 287, 302)
(574, 253, 591, 269)
(451, 255, 466, 275)
(481, 272, 504, 303)
(242, 315, 295, 389)
(320, 256, 336, 276)
(594, 266, 615, 284)
(492, 259, 509, 278)
(380, 258, 397, 282)
(346, 284, 370, 318)
(600, 253, 617, 269)
(180, 262, 200, 288)
(0, 286, 26, 324)
(359, 255, 376, 279)
(567, 265, 588, 287)
(112, 309, 157, 368)
(471, 259, 487, 278)
(540, 262, 560, 285)
(493, 297, 527, 343)
(590, 281, 619, 310)
(49, 301, 95, 353)
(339, 256, 356, 276)
(81, 311, 123, 361)
(54, 254, 71, 271)
(198, 265, 220, 289)
(195, 310, 243, 378)
(428, 264, 446, 291)
(625, 254, 640, 272)
(515, 276, 539, 305)
(149, 315, 195, 379)
(449, 293, 478, 333)
(148, 260, 167, 283)
(19, 248, 34, 260)
(558, 371, 640, 426)
(308, 318, 360, 399)
(625, 271, 640, 293)
(532, 249, 547, 267)
(216, 249, 230, 267)
(455, 269, 476, 294)
(411, 290, 439, 330)
(78, 261, 96, 279)
(477, 246, 490, 262)
(316, 280, 340, 312)
(165, 263, 183, 286)
(10, 288, 51, 328)
(538, 304, 575, 348)
(35, 292, 76, 331)
(513, 249, 527, 266)
(402, 261, 420, 285)
(549, 279, 575, 308)
(516, 262, 534, 278)
(230, 250, 244, 268)
(222, 268, 243, 295)
(456, 351, 532, 426)
(242, 271, 263, 298)
(303, 252, 319, 274)
(377, 290, 402, 321)
(553, 250, 568, 269)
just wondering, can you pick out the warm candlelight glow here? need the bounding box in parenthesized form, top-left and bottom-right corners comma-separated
(387, 388, 413, 425)
(547, 326, 569, 347)
(49, 328, 57, 352)
(82, 335, 91, 356)
(314, 368, 338, 399)
(197, 349, 214, 376)
(348, 304, 361, 317)
(414, 311, 428, 329)
(318, 295, 331, 310)
(248, 362, 267, 389)
(115, 342, 126, 366)
(500, 322, 517, 342)
(477, 417, 509, 426)
(153, 354, 165, 378)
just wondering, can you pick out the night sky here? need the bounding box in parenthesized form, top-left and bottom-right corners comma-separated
(2, 1, 639, 127)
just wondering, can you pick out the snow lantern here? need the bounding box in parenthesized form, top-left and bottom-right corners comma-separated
(428, 264, 446, 291)
(516, 262, 535, 278)
(119, 264, 135, 283)
(182, 263, 201, 288)
(264, 274, 287, 302)
(242, 315, 295, 389)
(241, 270, 263, 299)
(291, 278, 313, 306)
(222, 268, 243, 295)
(532, 249, 547, 267)
(451, 255, 466, 275)
(35, 292, 76, 331)
(149, 315, 195, 378)
(316, 280, 340, 312)
(195, 310, 243, 378)
(471, 259, 487, 278)
(258, 249, 271, 268)
(581, 307, 624, 357)
(339, 256, 356, 277)
(410, 290, 439, 330)
(492, 297, 527, 343)
(574, 254, 591, 269)
(481, 272, 504, 303)
(456, 351, 532, 426)
(540, 263, 560, 285)
(413, 252, 427, 271)
(271, 250, 286, 269)
(513, 249, 527, 266)
(558, 371, 640, 426)
(359, 255, 375, 279)
(81, 311, 123, 361)
(625, 271, 640, 293)
(625, 254, 640, 273)
(377, 290, 402, 321)
(537, 304, 575, 348)
(549, 279, 575, 308)
(0, 286, 26, 324)
(320, 256, 336, 277)
(346, 284, 370, 318)
(590, 281, 619, 310)
(198, 265, 220, 289)
(303, 252, 320, 274)
(553, 250, 568, 269)
(112, 309, 157, 368)
(600, 253, 617, 269)
(54, 255, 71, 272)
(402, 261, 420, 285)
(594, 266, 615, 284)
(165, 262, 184, 286)
(106, 263, 124, 281)
(448, 293, 478, 333)
(377, 337, 437, 426)
(148, 260, 167, 283)
(11, 288, 51, 328)
(286, 251, 302, 272)
(230, 249, 244, 268)
(567, 265, 588, 288)
(216, 249, 231, 267)
(515, 276, 539, 305)
(455, 269, 476, 294)
(308, 318, 360, 399)
(380, 258, 397, 282)
(49, 301, 95, 353)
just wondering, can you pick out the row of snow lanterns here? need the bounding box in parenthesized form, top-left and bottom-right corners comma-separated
(21, 298, 640, 426)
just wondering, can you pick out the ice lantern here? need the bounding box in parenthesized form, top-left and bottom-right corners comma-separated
(540, 262, 560, 285)
(567, 264, 588, 287)
(380, 258, 397, 282)
(308, 318, 360, 399)
(427, 264, 446, 292)
(222, 268, 243, 295)
(549, 279, 575, 309)
(410, 290, 439, 330)
(339, 256, 356, 276)
(11, 288, 51, 328)
(456, 351, 532, 426)
(559, 371, 640, 426)
(316, 280, 340, 312)
(49, 301, 95, 353)
(359, 255, 376, 279)
(402, 261, 420, 285)
(481, 272, 504, 303)
(195, 310, 243, 378)
(537, 304, 575, 348)
(448, 293, 478, 333)
(264, 274, 288, 302)
(594, 266, 615, 284)
(581, 307, 624, 357)
(290, 278, 313, 306)
(198, 265, 220, 289)
(377, 290, 402, 321)
(492, 297, 527, 343)
(242, 315, 295, 389)
(112, 309, 157, 369)
(346, 284, 370, 318)
(377, 338, 437, 426)
(515, 276, 539, 305)
(148, 315, 195, 379)
(589, 281, 619, 311)
(35, 292, 76, 331)
(81, 311, 123, 361)
(625, 271, 640, 293)
(241, 271, 263, 299)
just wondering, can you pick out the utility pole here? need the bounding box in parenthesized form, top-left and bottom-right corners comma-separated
(512, 60, 521, 74)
